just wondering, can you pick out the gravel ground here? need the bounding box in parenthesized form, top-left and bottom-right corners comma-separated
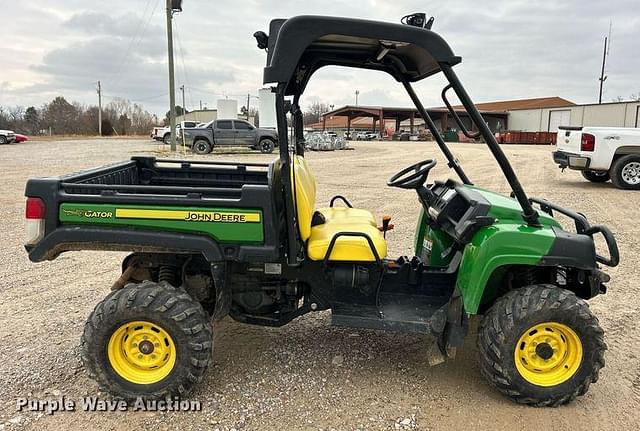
(0, 138, 639, 430)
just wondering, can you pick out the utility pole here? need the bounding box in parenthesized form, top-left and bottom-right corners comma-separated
(179, 84, 186, 148)
(246, 94, 251, 121)
(96, 81, 102, 136)
(180, 84, 186, 115)
(165, 0, 178, 151)
(355, 90, 360, 106)
(598, 36, 608, 104)
(199, 100, 202, 110)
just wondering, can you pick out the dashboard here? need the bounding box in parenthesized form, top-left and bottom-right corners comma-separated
(425, 179, 492, 244)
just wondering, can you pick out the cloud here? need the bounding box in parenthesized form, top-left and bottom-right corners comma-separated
(65, 11, 163, 36)
(1, 0, 639, 115)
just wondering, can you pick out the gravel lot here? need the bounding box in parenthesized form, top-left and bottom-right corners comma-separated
(0, 138, 639, 430)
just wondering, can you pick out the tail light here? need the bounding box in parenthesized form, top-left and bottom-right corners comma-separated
(25, 197, 46, 245)
(581, 133, 595, 152)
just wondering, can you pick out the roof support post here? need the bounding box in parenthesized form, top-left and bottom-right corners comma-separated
(379, 109, 384, 137)
(347, 115, 352, 136)
(409, 112, 415, 134)
(322, 115, 326, 132)
(395, 117, 401, 132)
(402, 80, 471, 185)
(439, 64, 539, 225)
(275, 84, 299, 265)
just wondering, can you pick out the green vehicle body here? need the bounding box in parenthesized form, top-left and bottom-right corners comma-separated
(61, 186, 562, 316)
(415, 186, 561, 314)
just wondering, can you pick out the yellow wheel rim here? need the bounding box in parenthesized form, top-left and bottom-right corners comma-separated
(107, 321, 176, 385)
(514, 322, 583, 387)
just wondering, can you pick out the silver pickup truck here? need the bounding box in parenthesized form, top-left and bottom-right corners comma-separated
(179, 119, 278, 154)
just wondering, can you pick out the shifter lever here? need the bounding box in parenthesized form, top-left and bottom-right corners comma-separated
(379, 215, 394, 238)
(416, 185, 436, 210)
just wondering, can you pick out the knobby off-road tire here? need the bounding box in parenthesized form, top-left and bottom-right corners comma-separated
(611, 154, 640, 190)
(477, 285, 606, 406)
(81, 281, 213, 400)
(581, 170, 610, 183)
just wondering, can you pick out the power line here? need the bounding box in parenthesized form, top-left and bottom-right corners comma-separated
(185, 85, 258, 99)
(111, 0, 161, 90)
(102, 92, 168, 103)
(172, 16, 193, 110)
(110, 0, 153, 82)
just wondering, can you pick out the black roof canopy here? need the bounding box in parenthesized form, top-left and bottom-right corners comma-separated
(262, 15, 461, 96)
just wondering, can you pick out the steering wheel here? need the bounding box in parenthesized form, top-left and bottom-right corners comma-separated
(387, 159, 437, 189)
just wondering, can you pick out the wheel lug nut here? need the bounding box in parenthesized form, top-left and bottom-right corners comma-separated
(154, 343, 160, 347)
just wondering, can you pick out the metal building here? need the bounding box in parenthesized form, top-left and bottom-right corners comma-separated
(509, 101, 640, 131)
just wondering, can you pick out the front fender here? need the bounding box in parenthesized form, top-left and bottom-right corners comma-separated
(456, 223, 556, 314)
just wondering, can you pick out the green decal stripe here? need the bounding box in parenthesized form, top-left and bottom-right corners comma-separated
(59, 203, 264, 244)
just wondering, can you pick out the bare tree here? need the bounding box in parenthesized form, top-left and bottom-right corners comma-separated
(0, 95, 157, 136)
(303, 101, 330, 125)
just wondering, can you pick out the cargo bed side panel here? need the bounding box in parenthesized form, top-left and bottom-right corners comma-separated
(59, 203, 264, 244)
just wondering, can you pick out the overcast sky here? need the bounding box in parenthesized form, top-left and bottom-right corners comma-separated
(1, 0, 638, 116)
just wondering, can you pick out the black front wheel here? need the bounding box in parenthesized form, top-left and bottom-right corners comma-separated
(259, 138, 275, 154)
(80, 281, 213, 400)
(478, 285, 605, 406)
(581, 170, 610, 183)
(0, 136, 7, 145)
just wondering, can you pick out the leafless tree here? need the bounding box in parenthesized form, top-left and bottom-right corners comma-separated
(303, 101, 330, 125)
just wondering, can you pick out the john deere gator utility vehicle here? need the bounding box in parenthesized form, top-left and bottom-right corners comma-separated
(24, 14, 619, 406)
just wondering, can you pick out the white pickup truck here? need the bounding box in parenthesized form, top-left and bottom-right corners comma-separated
(150, 121, 203, 144)
(553, 126, 640, 189)
(0, 129, 16, 145)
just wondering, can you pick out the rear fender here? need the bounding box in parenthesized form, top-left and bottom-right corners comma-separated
(27, 227, 225, 263)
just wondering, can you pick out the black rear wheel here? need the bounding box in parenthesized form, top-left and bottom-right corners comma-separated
(477, 285, 605, 406)
(81, 281, 213, 400)
(0, 136, 7, 144)
(163, 133, 171, 145)
(581, 170, 610, 183)
(611, 155, 640, 190)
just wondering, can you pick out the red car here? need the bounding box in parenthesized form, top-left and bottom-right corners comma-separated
(15, 134, 28, 143)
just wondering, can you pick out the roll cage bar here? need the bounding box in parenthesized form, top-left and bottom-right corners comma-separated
(258, 15, 540, 264)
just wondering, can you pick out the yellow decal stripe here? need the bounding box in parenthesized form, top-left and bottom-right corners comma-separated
(115, 208, 260, 223)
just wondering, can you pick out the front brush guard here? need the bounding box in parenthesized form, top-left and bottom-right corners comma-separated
(529, 197, 619, 267)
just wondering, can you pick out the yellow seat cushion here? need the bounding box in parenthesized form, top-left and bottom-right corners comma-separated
(290, 155, 386, 262)
(291, 156, 317, 241)
(307, 221, 387, 261)
(317, 207, 377, 226)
